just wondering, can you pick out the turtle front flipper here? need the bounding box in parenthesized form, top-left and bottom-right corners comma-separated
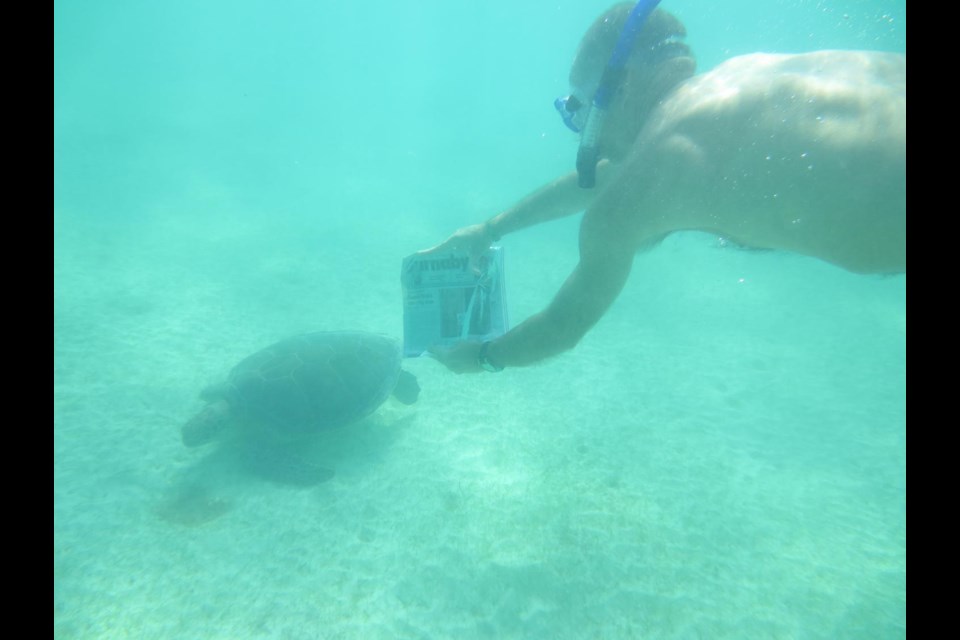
(240, 440, 335, 487)
(182, 400, 231, 447)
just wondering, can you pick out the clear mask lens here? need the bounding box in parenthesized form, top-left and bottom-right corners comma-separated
(554, 94, 586, 133)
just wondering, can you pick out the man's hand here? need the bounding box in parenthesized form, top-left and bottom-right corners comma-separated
(428, 340, 485, 374)
(418, 223, 496, 274)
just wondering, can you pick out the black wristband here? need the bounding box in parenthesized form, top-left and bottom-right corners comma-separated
(477, 341, 504, 372)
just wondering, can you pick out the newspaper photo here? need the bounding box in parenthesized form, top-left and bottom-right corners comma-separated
(401, 247, 509, 358)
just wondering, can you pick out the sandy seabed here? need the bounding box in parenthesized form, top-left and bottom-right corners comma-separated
(54, 201, 905, 640)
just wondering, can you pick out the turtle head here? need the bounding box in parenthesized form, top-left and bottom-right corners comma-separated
(392, 369, 420, 405)
(181, 400, 231, 447)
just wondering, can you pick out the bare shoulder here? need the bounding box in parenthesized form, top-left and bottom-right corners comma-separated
(702, 50, 904, 91)
(648, 50, 905, 145)
(673, 51, 904, 105)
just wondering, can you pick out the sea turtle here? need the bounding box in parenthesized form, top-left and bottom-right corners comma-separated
(181, 331, 419, 484)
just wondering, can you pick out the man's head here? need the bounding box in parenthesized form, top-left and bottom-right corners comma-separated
(559, 4, 696, 162)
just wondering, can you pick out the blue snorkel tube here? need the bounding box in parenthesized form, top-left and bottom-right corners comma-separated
(576, 0, 662, 188)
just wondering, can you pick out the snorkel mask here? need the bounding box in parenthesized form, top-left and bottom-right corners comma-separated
(554, 0, 663, 188)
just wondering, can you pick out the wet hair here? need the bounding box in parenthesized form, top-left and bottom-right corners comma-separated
(570, 4, 696, 158)
(571, 5, 693, 93)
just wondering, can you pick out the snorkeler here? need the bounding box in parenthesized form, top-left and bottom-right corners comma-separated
(420, 1, 906, 374)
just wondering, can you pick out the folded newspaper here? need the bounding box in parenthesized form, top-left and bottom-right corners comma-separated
(401, 248, 509, 357)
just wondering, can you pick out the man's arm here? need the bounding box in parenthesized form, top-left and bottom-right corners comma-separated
(419, 162, 612, 262)
(485, 163, 611, 239)
(431, 201, 635, 372)
(485, 203, 635, 367)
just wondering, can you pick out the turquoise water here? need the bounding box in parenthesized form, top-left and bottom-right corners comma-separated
(54, 1, 906, 638)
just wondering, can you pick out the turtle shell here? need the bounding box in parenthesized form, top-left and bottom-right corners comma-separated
(217, 331, 404, 439)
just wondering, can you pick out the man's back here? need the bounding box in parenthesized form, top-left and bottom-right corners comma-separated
(610, 51, 906, 273)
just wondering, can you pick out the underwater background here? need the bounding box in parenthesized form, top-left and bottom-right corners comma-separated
(54, 1, 906, 638)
